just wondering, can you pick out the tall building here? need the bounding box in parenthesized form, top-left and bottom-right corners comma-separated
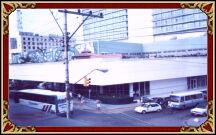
(81, 9, 129, 42)
(81, 9, 153, 43)
(152, 9, 207, 41)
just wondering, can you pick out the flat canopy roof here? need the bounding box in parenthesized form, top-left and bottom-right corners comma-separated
(9, 57, 207, 86)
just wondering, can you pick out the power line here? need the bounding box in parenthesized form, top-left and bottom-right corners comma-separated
(49, 9, 64, 35)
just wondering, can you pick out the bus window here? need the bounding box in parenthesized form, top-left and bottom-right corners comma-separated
(195, 94, 203, 99)
(191, 95, 196, 99)
(170, 95, 180, 102)
(185, 95, 191, 101)
(180, 97, 184, 102)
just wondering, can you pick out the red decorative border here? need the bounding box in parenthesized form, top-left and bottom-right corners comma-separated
(2, 1, 214, 133)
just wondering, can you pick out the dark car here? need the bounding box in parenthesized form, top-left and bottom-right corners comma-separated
(141, 97, 153, 103)
(141, 96, 171, 108)
(151, 97, 171, 108)
(151, 97, 164, 104)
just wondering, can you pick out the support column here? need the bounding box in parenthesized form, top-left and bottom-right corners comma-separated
(138, 82, 141, 97)
(99, 86, 103, 94)
(129, 83, 133, 97)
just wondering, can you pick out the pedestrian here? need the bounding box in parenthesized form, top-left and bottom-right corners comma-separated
(78, 94, 81, 101)
(140, 97, 143, 103)
(96, 100, 101, 111)
(81, 97, 85, 104)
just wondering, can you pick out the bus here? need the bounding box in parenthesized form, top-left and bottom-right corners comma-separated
(13, 89, 73, 115)
(168, 91, 205, 109)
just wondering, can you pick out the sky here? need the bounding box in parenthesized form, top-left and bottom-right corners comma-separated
(9, 9, 83, 36)
(9, 9, 154, 43)
(9, 9, 205, 44)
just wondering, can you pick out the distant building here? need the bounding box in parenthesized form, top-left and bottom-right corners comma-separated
(18, 32, 64, 52)
(152, 9, 207, 41)
(81, 9, 129, 42)
(9, 32, 76, 63)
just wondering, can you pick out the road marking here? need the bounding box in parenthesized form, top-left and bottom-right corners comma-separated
(120, 112, 154, 126)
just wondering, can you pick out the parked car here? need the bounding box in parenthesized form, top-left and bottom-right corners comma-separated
(190, 103, 207, 116)
(134, 102, 162, 114)
(141, 97, 153, 103)
(149, 97, 171, 108)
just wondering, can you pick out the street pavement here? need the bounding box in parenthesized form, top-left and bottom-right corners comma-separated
(8, 98, 142, 126)
(8, 98, 207, 127)
(73, 98, 139, 114)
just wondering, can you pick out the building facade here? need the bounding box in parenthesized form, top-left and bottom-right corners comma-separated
(18, 32, 65, 52)
(152, 9, 207, 41)
(9, 32, 77, 63)
(81, 9, 129, 42)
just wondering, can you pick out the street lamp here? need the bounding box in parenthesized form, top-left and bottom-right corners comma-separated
(73, 69, 108, 84)
(68, 68, 108, 117)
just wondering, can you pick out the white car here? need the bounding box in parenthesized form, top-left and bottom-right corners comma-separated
(190, 105, 207, 116)
(134, 102, 162, 114)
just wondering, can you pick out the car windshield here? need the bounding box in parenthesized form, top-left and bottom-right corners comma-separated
(196, 103, 207, 108)
(170, 95, 180, 102)
(141, 103, 149, 107)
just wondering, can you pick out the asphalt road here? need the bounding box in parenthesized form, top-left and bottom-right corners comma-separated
(8, 100, 207, 127)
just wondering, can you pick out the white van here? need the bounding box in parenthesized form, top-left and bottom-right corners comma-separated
(168, 91, 204, 109)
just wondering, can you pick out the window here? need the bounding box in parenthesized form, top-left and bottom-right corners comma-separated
(187, 76, 207, 89)
(185, 96, 191, 101)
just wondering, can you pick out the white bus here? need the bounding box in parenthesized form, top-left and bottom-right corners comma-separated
(13, 89, 73, 115)
(168, 91, 205, 109)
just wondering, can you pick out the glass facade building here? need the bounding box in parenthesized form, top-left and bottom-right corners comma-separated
(152, 9, 207, 37)
(81, 9, 129, 42)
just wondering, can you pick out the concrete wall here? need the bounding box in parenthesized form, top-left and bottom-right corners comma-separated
(150, 78, 187, 96)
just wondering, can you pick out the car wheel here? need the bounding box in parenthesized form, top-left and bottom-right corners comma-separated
(157, 109, 161, 112)
(182, 105, 186, 109)
(142, 110, 146, 114)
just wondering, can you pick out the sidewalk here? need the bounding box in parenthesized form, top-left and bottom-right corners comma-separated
(73, 98, 139, 114)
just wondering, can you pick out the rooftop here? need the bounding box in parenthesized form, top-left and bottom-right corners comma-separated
(9, 57, 207, 86)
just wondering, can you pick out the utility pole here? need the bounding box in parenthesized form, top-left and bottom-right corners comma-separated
(63, 9, 71, 119)
(58, 9, 103, 119)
